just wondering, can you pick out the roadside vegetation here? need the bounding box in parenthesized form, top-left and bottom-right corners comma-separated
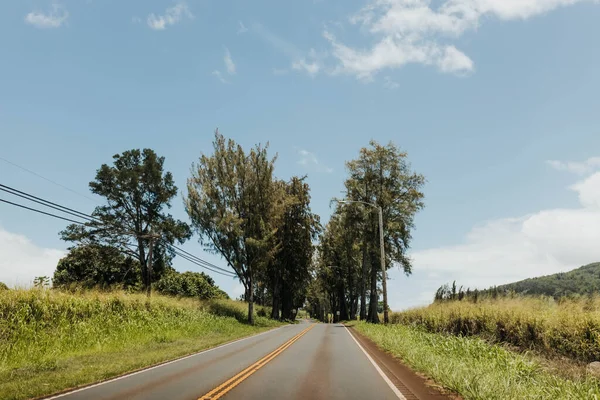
(354, 322, 600, 400)
(393, 295, 600, 363)
(0, 288, 281, 400)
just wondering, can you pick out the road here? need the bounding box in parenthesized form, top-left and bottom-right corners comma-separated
(46, 321, 448, 400)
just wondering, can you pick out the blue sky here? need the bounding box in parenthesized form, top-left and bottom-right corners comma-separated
(2, 0, 600, 309)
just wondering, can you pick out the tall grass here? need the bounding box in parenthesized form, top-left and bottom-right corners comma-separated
(391, 296, 600, 363)
(0, 288, 281, 400)
(354, 322, 600, 400)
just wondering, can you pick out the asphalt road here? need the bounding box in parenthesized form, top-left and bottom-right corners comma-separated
(46, 321, 424, 400)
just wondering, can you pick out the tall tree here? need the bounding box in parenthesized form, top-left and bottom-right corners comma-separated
(344, 140, 425, 322)
(61, 149, 191, 292)
(185, 131, 279, 324)
(268, 176, 321, 320)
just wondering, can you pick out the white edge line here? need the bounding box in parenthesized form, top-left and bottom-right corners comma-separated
(344, 325, 407, 400)
(44, 325, 287, 399)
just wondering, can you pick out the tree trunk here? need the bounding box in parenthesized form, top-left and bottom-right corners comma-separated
(137, 238, 148, 292)
(271, 274, 280, 319)
(367, 251, 380, 323)
(360, 241, 368, 320)
(248, 273, 255, 325)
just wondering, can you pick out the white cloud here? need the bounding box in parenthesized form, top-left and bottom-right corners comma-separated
(224, 48, 236, 75)
(383, 76, 399, 89)
(403, 167, 600, 308)
(212, 70, 230, 84)
(323, 0, 595, 79)
(0, 226, 65, 287)
(547, 157, 600, 175)
(147, 2, 193, 31)
(297, 149, 334, 173)
(292, 60, 321, 76)
(25, 4, 68, 29)
(238, 21, 248, 34)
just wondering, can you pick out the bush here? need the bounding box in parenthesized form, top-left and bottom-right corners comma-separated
(155, 271, 225, 300)
(0, 282, 8, 291)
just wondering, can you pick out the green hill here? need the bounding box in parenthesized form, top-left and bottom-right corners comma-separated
(497, 262, 600, 297)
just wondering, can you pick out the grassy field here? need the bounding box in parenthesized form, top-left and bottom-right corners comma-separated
(354, 322, 600, 400)
(391, 296, 600, 363)
(0, 288, 282, 400)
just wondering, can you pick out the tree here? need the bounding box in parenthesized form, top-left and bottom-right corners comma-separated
(53, 244, 140, 289)
(268, 177, 321, 320)
(343, 140, 425, 322)
(186, 131, 280, 324)
(0, 282, 8, 291)
(60, 149, 191, 293)
(33, 276, 50, 289)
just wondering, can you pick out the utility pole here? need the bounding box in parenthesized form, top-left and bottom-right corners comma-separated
(140, 229, 160, 298)
(336, 199, 389, 324)
(378, 206, 388, 324)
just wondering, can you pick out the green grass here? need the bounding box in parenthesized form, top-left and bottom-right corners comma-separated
(0, 289, 283, 400)
(354, 322, 600, 400)
(391, 296, 600, 363)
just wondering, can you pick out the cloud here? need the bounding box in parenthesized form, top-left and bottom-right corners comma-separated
(147, 2, 193, 30)
(0, 226, 65, 287)
(252, 23, 325, 76)
(212, 70, 230, 84)
(25, 4, 68, 29)
(224, 48, 236, 75)
(383, 76, 399, 89)
(323, 0, 595, 79)
(401, 165, 600, 309)
(238, 21, 248, 34)
(297, 149, 334, 173)
(547, 157, 600, 175)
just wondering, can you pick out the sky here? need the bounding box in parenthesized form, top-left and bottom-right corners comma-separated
(2, 0, 600, 310)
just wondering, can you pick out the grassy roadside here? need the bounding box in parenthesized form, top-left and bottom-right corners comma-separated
(0, 289, 283, 400)
(353, 322, 600, 399)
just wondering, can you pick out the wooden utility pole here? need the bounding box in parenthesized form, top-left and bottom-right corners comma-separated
(140, 229, 160, 298)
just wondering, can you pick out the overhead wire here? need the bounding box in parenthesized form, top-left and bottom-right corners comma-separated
(0, 198, 88, 225)
(0, 183, 234, 278)
(0, 184, 99, 223)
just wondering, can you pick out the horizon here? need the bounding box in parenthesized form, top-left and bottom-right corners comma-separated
(2, 0, 600, 310)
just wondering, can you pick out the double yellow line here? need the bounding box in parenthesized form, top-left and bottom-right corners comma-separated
(198, 324, 315, 400)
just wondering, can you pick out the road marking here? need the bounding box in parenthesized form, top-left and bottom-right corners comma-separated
(43, 326, 287, 400)
(344, 325, 407, 400)
(198, 323, 316, 400)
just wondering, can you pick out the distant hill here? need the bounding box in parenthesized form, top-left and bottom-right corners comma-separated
(496, 262, 600, 298)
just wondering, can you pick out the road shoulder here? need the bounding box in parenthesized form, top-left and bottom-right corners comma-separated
(346, 326, 461, 400)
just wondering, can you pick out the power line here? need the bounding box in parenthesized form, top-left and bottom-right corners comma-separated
(0, 156, 99, 204)
(171, 249, 236, 277)
(0, 184, 99, 223)
(167, 242, 236, 275)
(0, 198, 88, 225)
(0, 183, 234, 278)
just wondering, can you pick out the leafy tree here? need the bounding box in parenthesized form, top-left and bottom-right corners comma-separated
(186, 131, 279, 324)
(268, 177, 321, 320)
(343, 140, 425, 322)
(61, 149, 191, 293)
(0, 282, 9, 291)
(53, 244, 140, 289)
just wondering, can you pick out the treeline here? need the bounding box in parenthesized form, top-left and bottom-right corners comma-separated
(307, 141, 425, 323)
(434, 262, 600, 303)
(52, 131, 320, 323)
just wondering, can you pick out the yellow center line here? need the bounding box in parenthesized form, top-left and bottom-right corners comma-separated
(198, 324, 316, 400)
